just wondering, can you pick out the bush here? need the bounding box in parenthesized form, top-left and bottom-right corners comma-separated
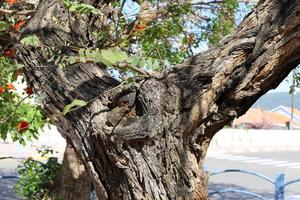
(14, 147, 61, 200)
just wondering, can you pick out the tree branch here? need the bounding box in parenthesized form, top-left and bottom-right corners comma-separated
(14, 0, 300, 199)
(0, 8, 35, 16)
(171, 0, 300, 138)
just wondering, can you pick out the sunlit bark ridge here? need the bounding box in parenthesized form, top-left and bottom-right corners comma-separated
(16, 0, 300, 199)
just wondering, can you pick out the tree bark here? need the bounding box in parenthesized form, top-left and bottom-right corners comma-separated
(46, 141, 92, 200)
(16, 0, 300, 199)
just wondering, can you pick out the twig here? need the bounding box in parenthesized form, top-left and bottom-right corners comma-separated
(0, 8, 35, 16)
(0, 95, 29, 125)
(116, 62, 152, 77)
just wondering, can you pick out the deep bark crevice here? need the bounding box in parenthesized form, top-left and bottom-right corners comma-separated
(14, 0, 300, 199)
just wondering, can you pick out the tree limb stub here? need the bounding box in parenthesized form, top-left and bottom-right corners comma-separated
(15, 0, 300, 199)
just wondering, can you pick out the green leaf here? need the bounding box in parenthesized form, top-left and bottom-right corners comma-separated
(152, 59, 160, 71)
(112, 49, 129, 62)
(100, 49, 117, 66)
(76, 48, 129, 66)
(63, 0, 102, 15)
(79, 49, 86, 57)
(66, 56, 78, 64)
(139, 58, 146, 68)
(0, 21, 10, 31)
(130, 55, 140, 66)
(54, 56, 61, 65)
(63, 99, 87, 115)
(20, 35, 39, 46)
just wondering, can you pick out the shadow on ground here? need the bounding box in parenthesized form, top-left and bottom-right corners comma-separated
(0, 176, 298, 200)
(208, 182, 273, 200)
(0, 159, 21, 200)
(0, 178, 19, 200)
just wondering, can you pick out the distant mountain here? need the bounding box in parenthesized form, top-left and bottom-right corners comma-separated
(252, 92, 300, 110)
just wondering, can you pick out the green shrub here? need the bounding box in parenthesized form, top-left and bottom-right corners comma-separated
(15, 147, 61, 200)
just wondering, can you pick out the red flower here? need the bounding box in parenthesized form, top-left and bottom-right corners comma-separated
(6, 0, 16, 6)
(12, 19, 26, 31)
(4, 48, 15, 58)
(0, 86, 5, 94)
(6, 83, 15, 90)
(24, 87, 33, 95)
(134, 23, 148, 33)
(16, 121, 29, 132)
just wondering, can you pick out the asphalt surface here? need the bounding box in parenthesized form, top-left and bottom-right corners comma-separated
(1, 151, 300, 200)
(0, 179, 19, 200)
(0, 158, 21, 200)
(205, 151, 300, 200)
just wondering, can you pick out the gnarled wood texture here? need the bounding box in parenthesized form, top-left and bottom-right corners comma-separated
(46, 142, 92, 200)
(16, 0, 300, 199)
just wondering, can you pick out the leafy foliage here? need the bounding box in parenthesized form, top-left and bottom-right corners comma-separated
(0, 21, 10, 31)
(202, 0, 239, 45)
(137, 4, 193, 65)
(0, 2, 46, 143)
(76, 48, 129, 66)
(63, 0, 102, 15)
(290, 68, 300, 94)
(0, 2, 257, 198)
(20, 35, 40, 46)
(67, 48, 161, 73)
(0, 0, 256, 143)
(0, 55, 45, 144)
(63, 99, 87, 115)
(15, 146, 61, 200)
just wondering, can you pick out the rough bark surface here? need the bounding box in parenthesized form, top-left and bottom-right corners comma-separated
(47, 142, 92, 200)
(15, 0, 300, 199)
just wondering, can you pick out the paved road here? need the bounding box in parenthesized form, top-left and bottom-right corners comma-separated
(205, 151, 300, 199)
(0, 133, 64, 200)
(0, 158, 21, 200)
(1, 150, 300, 199)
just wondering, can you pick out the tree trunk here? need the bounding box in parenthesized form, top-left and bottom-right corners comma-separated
(46, 141, 92, 200)
(16, 0, 300, 199)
